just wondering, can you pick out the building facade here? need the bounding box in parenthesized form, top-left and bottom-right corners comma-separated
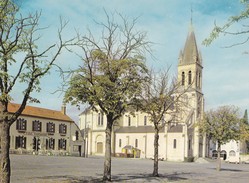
(6, 103, 83, 156)
(79, 25, 207, 161)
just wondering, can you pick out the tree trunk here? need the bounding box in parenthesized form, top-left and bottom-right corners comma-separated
(103, 116, 113, 181)
(217, 142, 221, 171)
(153, 129, 159, 177)
(0, 121, 11, 183)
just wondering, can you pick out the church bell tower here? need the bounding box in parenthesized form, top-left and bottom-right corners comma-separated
(177, 23, 205, 158)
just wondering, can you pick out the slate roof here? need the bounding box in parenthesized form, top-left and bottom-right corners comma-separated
(167, 124, 183, 133)
(115, 126, 165, 133)
(8, 103, 73, 122)
(179, 24, 201, 65)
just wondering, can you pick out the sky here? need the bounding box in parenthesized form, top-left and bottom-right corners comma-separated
(10, 0, 249, 123)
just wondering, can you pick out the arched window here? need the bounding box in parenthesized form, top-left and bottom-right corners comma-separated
(181, 72, 185, 86)
(229, 150, 236, 156)
(188, 71, 192, 85)
(128, 116, 131, 126)
(75, 131, 79, 141)
(98, 112, 104, 126)
(144, 116, 147, 126)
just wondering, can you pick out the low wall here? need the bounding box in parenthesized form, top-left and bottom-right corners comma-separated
(240, 154, 249, 162)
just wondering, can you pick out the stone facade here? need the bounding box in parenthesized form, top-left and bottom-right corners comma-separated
(5, 103, 84, 156)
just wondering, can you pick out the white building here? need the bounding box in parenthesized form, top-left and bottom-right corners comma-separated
(209, 140, 241, 163)
(79, 24, 207, 161)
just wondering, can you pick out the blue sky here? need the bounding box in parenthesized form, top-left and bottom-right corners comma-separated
(12, 0, 248, 122)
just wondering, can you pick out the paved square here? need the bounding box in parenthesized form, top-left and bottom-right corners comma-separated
(10, 155, 249, 182)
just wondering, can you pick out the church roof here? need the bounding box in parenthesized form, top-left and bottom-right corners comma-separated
(179, 24, 201, 65)
(7, 103, 74, 122)
(115, 126, 165, 133)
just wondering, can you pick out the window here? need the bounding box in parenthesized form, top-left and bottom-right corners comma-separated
(144, 116, 147, 126)
(46, 138, 55, 150)
(16, 118, 27, 131)
(173, 139, 177, 149)
(15, 136, 26, 149)
(229, 150, 236, 156)
(135, 139, 138, 148)
(58, 139, 67, 150)
(198, 73, 201, 88)
(47, 122, 55, 133)
(98, 112, 104, 126)
(119, 139, 122, 147)
(32, 120, 42, 132)
(32, 137, 41, 151)
(181, 72, 185, 86)
(188, 139, 191, 150)
(75, 131, 79, 141)
(188, 71, 192, 85)
(128, 116, 131, 126)
(59, 124, 67, 134)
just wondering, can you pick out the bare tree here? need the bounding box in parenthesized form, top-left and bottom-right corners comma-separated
(64, 12, 151, 181)
(0, 1, 74, 182)
(139, 69, 189, 176)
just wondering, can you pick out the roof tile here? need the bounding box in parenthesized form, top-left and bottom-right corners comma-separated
(7, 103, 73, 122)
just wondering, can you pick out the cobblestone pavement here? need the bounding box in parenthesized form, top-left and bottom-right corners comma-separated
(10, 154, 249, 183)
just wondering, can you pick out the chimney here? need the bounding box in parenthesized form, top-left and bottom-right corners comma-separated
(61, 105, 66, 115)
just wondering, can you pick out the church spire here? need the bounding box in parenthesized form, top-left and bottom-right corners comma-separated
(178, 5, 201, 66)
(179, 23, 200, 65)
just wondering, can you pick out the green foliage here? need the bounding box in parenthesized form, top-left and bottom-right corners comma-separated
(64, 12, 150, 121)
(203, 0, 249, 46)
(199, 106, 241, 145)
(64, 12, 151, 181)
(65, 57, 147, 116)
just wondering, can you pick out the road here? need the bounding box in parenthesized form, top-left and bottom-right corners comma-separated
(10, 154, 249, 183)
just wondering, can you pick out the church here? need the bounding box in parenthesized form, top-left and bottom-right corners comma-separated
(79, 24, 207, 161)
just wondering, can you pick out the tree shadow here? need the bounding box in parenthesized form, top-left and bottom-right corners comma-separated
(209, 168, 246, 172)
(33, 172, 197, 183)
(32, 175, 102, 183)
(34, 172, 191, 182)
(111, 173, 190, 182)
